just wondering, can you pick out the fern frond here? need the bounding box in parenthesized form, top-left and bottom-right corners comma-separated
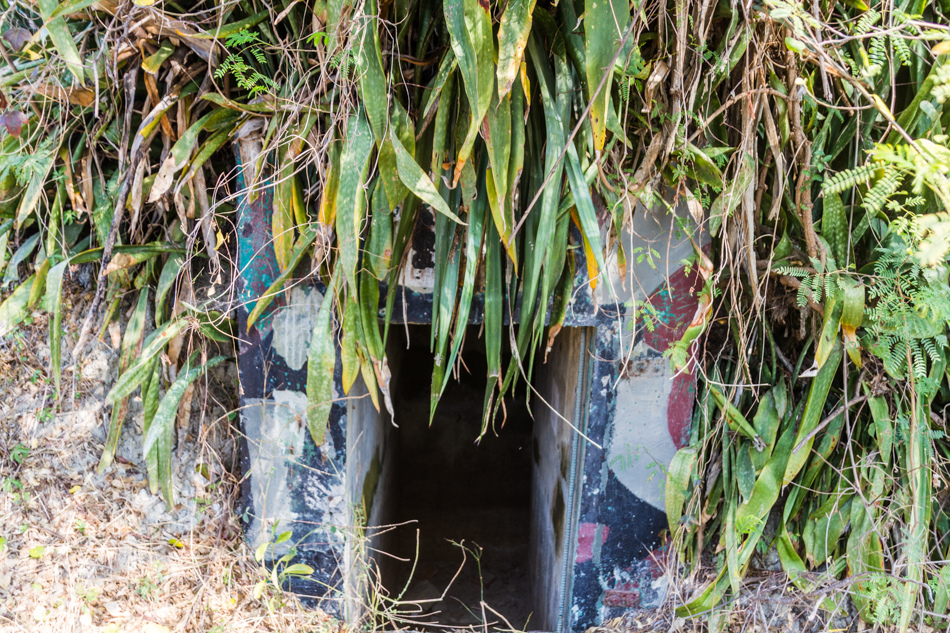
(863, 167, 903, 215)
(824, 163, 880, 195)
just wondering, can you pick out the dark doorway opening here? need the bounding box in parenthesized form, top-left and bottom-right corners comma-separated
(356, 324, 588, 631)
(383, 325, 534, 629)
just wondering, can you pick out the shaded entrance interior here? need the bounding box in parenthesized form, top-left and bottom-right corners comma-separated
(348, 325, 589, 632)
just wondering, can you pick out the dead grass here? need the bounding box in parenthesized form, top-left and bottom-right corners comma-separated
(0, 315, 339, 633)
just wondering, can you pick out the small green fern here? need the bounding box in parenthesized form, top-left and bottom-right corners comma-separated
(213, 29, 278, 96)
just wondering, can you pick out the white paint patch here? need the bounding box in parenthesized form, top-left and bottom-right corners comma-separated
(399, 247, 435, 293)
(608, 367, 677, 511)
(597, 196, 696, 305)
(243, 391, 309, 553)
(271, 285, 324, 371)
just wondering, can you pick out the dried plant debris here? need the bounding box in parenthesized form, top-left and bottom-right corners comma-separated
(0, 320, 334, 632)
(3, 0, 950, 629)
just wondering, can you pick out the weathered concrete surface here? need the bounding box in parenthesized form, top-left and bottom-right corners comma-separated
(531, 327, 586, 631)
(235, 138, 704, 630)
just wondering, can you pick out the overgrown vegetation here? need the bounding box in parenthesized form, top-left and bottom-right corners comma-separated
(3, 0, 950, 627)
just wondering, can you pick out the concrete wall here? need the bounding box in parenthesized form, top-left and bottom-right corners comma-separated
(236, 133, 706, 629)
(530, 327, 588, 631)
(344, 377, 395, 621)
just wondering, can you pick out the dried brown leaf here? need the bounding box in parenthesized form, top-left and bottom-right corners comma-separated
(3, 27, 31, 51)
(32, 83, 96, 107)
(0, 111, 29, 137)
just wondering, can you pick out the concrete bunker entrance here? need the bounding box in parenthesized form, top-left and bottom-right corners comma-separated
(351, 324, 590, 631)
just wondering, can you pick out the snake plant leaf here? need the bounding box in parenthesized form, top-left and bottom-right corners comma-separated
(359, 258, 385, 361)
(272, 162, 297, 273)
(367, 184, 394, 278)
(341, 296, 360, 394)
(141, 360, 161, 494)
(179, 125, 236, 186)
(326, 0, 352, 49)
(37, 0, 86, 84)
(335, 110, 374, 295)
(675, 568, 729, 618)
(584, 0, 628, 151)
(802, 496, 851, 568)
(840, 277, 865, 367)
(438, 166, 487, 405)
(784, 340, 843, 485)
(708, 386, 765, 449)
(420, 52, 458, 124)
(307, 271, 338, 447)
(200, 93, 277, 114)
(99, 288, 149, 472)
(106, 318, 189, 405)
(319, 143, 342, 227)
(144, 353, 227, 506)
(150, 109, 240, 201)
(359, 0, 389, 145)
(0, 275, 34, 338)
(44, 260, 68, 397)
(776, 524, 808, 590)
(665, 447, 698, 534)
(444, 0, 494, 184)
(155, 253, 184, 325)
(390, 127, 464, 224)
(481, 218, 503, 432)
(3, 233, 40, 286)
(847, 496, 885, 621)
(383, 195, 420, 344)
(516, 32, 568, 369)
(483, 85, 511, 235)
(815, 292, 843, 369)
(750, 383, 784, 471)
(686, 142, 725, 189)
(360, 266, 393, 416)
(143, 354, 228, 459)
(501, 81, 525, 268)
(430, 70, 456, 175)
(27, 258, 51, 310)
(565, 143, 606, 284)
(709, 151, 755, 237)
(15, 149, 56, 229)
(496, 0, 537, 99)
(141, 40, 176, 75)
(735, 425, 794, 531)
(377, 100, 414, 212)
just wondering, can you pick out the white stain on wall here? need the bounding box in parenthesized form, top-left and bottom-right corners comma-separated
(243, 390, 309, 553)
(271, 285, 324, 371)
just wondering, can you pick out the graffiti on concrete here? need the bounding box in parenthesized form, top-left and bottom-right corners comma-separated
(235, 142, 705, 630)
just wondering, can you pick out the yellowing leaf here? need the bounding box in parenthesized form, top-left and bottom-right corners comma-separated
(496, 0, 537, 99)
(585, 0, 628, 151)
(390, 127, 464, 224)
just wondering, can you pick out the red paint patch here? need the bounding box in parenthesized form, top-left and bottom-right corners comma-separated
(603, 589, 640, 608)
(641, 263, 704, 353)
(575, 523, 610, 564)
(667, 369, 695, 449)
